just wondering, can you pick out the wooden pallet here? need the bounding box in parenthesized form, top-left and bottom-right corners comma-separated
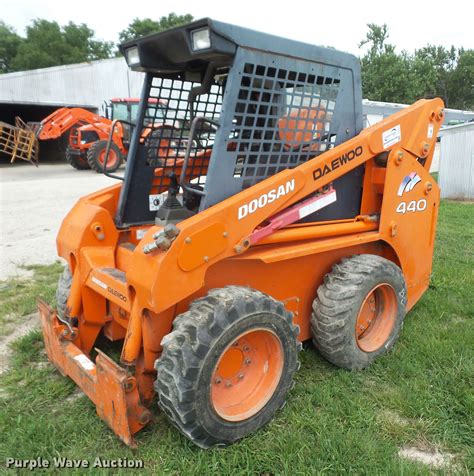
(0, 117, 39, 165)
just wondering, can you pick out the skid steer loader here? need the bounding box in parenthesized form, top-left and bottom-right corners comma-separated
(38, 18, 443, 448)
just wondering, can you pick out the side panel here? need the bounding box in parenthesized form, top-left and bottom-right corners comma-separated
(173, 240, 391, 342)
(379, 149, 440, 309)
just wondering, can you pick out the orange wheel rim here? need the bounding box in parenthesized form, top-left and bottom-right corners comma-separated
(99, 149, 117, 168)
(356, 283, 398, 352)
(211, 328, 284, 422)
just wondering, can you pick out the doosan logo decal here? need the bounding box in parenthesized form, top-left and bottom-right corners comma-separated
(238, 179, 295, 219)
(398, 172, 421, 196)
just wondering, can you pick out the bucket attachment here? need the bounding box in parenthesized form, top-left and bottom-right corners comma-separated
(37, 300, 151, 447)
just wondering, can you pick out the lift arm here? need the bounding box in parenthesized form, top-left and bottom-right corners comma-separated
(129, 98, 444, 315)
(37, 108, 108, 140)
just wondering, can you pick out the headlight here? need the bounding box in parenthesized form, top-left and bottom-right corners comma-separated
(191, 28, 211, 51)
(125, 46, 140, 66)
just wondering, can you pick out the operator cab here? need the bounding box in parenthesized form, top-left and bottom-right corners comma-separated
(106, 98, 167, 124)
(116, 18, 363, 228)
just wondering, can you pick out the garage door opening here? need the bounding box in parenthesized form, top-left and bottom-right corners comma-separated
(0, 102, 98, 163)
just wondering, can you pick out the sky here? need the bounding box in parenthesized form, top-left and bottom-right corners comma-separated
(2, 0, 473, 56)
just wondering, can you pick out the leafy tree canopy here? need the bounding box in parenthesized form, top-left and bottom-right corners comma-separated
(359, 23, 474, 109)
(9, 19, 113, 72)
(118, 13, 194, 43)
(0, 21, 22, 73)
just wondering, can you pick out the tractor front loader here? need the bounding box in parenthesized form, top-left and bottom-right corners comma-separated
(37, 99, 166, 172)
(38, 19, 443, 448)
(37, 107, 107, 169)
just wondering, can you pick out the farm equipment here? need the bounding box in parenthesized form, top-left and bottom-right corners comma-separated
(0, 117, 39, 164)
(38, 19, 443, 448)
(37, 98, 167, 172)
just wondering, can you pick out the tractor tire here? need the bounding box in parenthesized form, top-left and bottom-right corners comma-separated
(56, 267, 72, 319)
(311, 254, 407, 370)
(65, 145, 90, 170)
(154, 286, 301, 448)
(86, 140, 123, 173)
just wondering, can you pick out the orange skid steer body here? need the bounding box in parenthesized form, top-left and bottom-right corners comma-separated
(38, 98, 442, 445)
(38, 19, 443, 448)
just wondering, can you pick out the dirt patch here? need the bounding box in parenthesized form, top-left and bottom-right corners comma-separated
(399, 446, 455, 469)
(380, 410, 411, 427)
(64, 388, 84, 403)
(51, 388, 85, 415)
(0, 312, 40, 374)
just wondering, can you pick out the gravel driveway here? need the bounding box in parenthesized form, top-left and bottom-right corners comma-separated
(0, 159, 119, 280)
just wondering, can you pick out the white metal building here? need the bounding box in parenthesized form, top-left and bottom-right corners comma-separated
(438, 122, 474, 200)
(0, 58, 144, 123)
(362, 99, 474, 128)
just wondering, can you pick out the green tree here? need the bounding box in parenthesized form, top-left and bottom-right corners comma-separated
(449, 49, 474, 109)
(0, 21, 23, 73)
(63, 22, 113, 63)
(359, 24, 474, 108)
(118, 13, 194, 43)
(359, 23, 412, 103)
(10, 19, 112, 72)
(411, 45, 457, 102)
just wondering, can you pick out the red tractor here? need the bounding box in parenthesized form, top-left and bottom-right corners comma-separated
(37, 98, 167, 172)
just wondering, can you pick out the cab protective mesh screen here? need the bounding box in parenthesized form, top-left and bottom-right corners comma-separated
(143, 77, 223, 194)
(229, 63, 340, 188)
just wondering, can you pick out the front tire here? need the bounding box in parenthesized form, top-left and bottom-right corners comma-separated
(87, 140, 123, 173)
(311, 254, 407, 370)
(56, 267, 72, 319)
(154, 286, 301, 448)
(65, 145, 90, 170)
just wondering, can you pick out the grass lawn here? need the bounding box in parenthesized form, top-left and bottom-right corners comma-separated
(0, 200, 472, 474)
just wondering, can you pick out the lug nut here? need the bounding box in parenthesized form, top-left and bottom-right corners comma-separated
(225, 382, 232, 388)
(238, 373, 244, 380)
(245, 358, 252, 365)
(215, 377, 222, 385)
(243, 345, 250, 352)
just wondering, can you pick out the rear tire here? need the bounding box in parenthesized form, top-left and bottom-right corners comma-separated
(311, 254, 407, 370)
(65, 145, 90, 170)
(154, 286, 301, 448)
(87, 140, 123, 173)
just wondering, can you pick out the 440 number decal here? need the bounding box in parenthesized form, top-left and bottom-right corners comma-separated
(396, 199, 427, 214)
